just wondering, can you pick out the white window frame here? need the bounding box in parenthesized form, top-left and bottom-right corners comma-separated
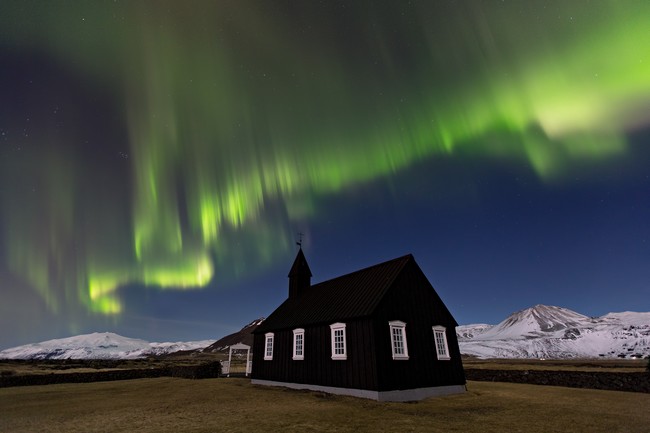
(389, 320, 409, 360)
(264, 332, 274, 360)
(433, 326, 450, 360)
(330, 323, 347, 360)
(292, 328, 305, 360)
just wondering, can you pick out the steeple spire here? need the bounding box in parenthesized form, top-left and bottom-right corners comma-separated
(288, 247, 312, 299)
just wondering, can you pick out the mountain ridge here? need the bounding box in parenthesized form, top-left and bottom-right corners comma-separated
(0, 332, 215, 360)
(0, 318, 267, 360)
(201, 318, 264, 353)
(458, 305, 650, 359)
(1, 306, 647, 360)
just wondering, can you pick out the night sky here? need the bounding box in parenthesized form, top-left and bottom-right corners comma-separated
(1, 1, 649, 349)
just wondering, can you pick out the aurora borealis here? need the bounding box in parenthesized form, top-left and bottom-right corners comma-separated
(1, 1, 649, 348)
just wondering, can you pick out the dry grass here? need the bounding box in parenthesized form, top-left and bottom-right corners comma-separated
(1, 378, 649, 433)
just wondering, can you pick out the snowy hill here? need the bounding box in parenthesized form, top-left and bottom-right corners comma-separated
(458, 305, 650, 359)
(202, 318, 264, 353)
(0, 332, 214, 360)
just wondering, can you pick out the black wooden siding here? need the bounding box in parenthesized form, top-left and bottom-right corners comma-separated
(373, 260, 466, 391)
(252, 254, 465, 393)
(252, 318, 379, 390)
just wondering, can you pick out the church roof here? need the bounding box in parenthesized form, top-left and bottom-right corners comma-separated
(256, 254, 414, 333)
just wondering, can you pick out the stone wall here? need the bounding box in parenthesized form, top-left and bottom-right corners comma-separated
(465, 369, 650, 393)
(0, 361, 221, 388)
(3, 364, 647, 394)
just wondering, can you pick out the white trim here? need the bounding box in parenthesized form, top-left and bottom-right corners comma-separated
(432, 326, 450, 360)
(388, 320, 409, 360)
(329, 322, 347, 360)
(251, 379, 466, 402)
(264, 332, 274, 360)
(292, 328, 305, 360)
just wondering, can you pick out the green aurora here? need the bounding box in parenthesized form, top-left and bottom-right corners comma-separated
(1, 1, 649, 316)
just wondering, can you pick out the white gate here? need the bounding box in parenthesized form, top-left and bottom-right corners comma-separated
(222, 343, 251, 377)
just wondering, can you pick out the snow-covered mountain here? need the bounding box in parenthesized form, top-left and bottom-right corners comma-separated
(2, 306, 647, 360)
(0, 332, 214, 360)
(458, 305, 650, 359)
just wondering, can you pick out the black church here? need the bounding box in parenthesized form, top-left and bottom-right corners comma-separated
(251, 249, 466, 401)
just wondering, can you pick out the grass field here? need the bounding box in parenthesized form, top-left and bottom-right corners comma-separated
(1, 378, 649, 433)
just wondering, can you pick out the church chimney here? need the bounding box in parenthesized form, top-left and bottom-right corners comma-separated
(288, 247, 312, 299)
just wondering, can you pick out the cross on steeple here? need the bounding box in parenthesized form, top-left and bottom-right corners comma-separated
(296, 232, 304, 248)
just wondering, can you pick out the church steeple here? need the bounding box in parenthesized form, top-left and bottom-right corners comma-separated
(288, 247, 312, 299)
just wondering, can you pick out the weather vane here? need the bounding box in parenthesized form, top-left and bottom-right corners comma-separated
(296, 232, 304, 247)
